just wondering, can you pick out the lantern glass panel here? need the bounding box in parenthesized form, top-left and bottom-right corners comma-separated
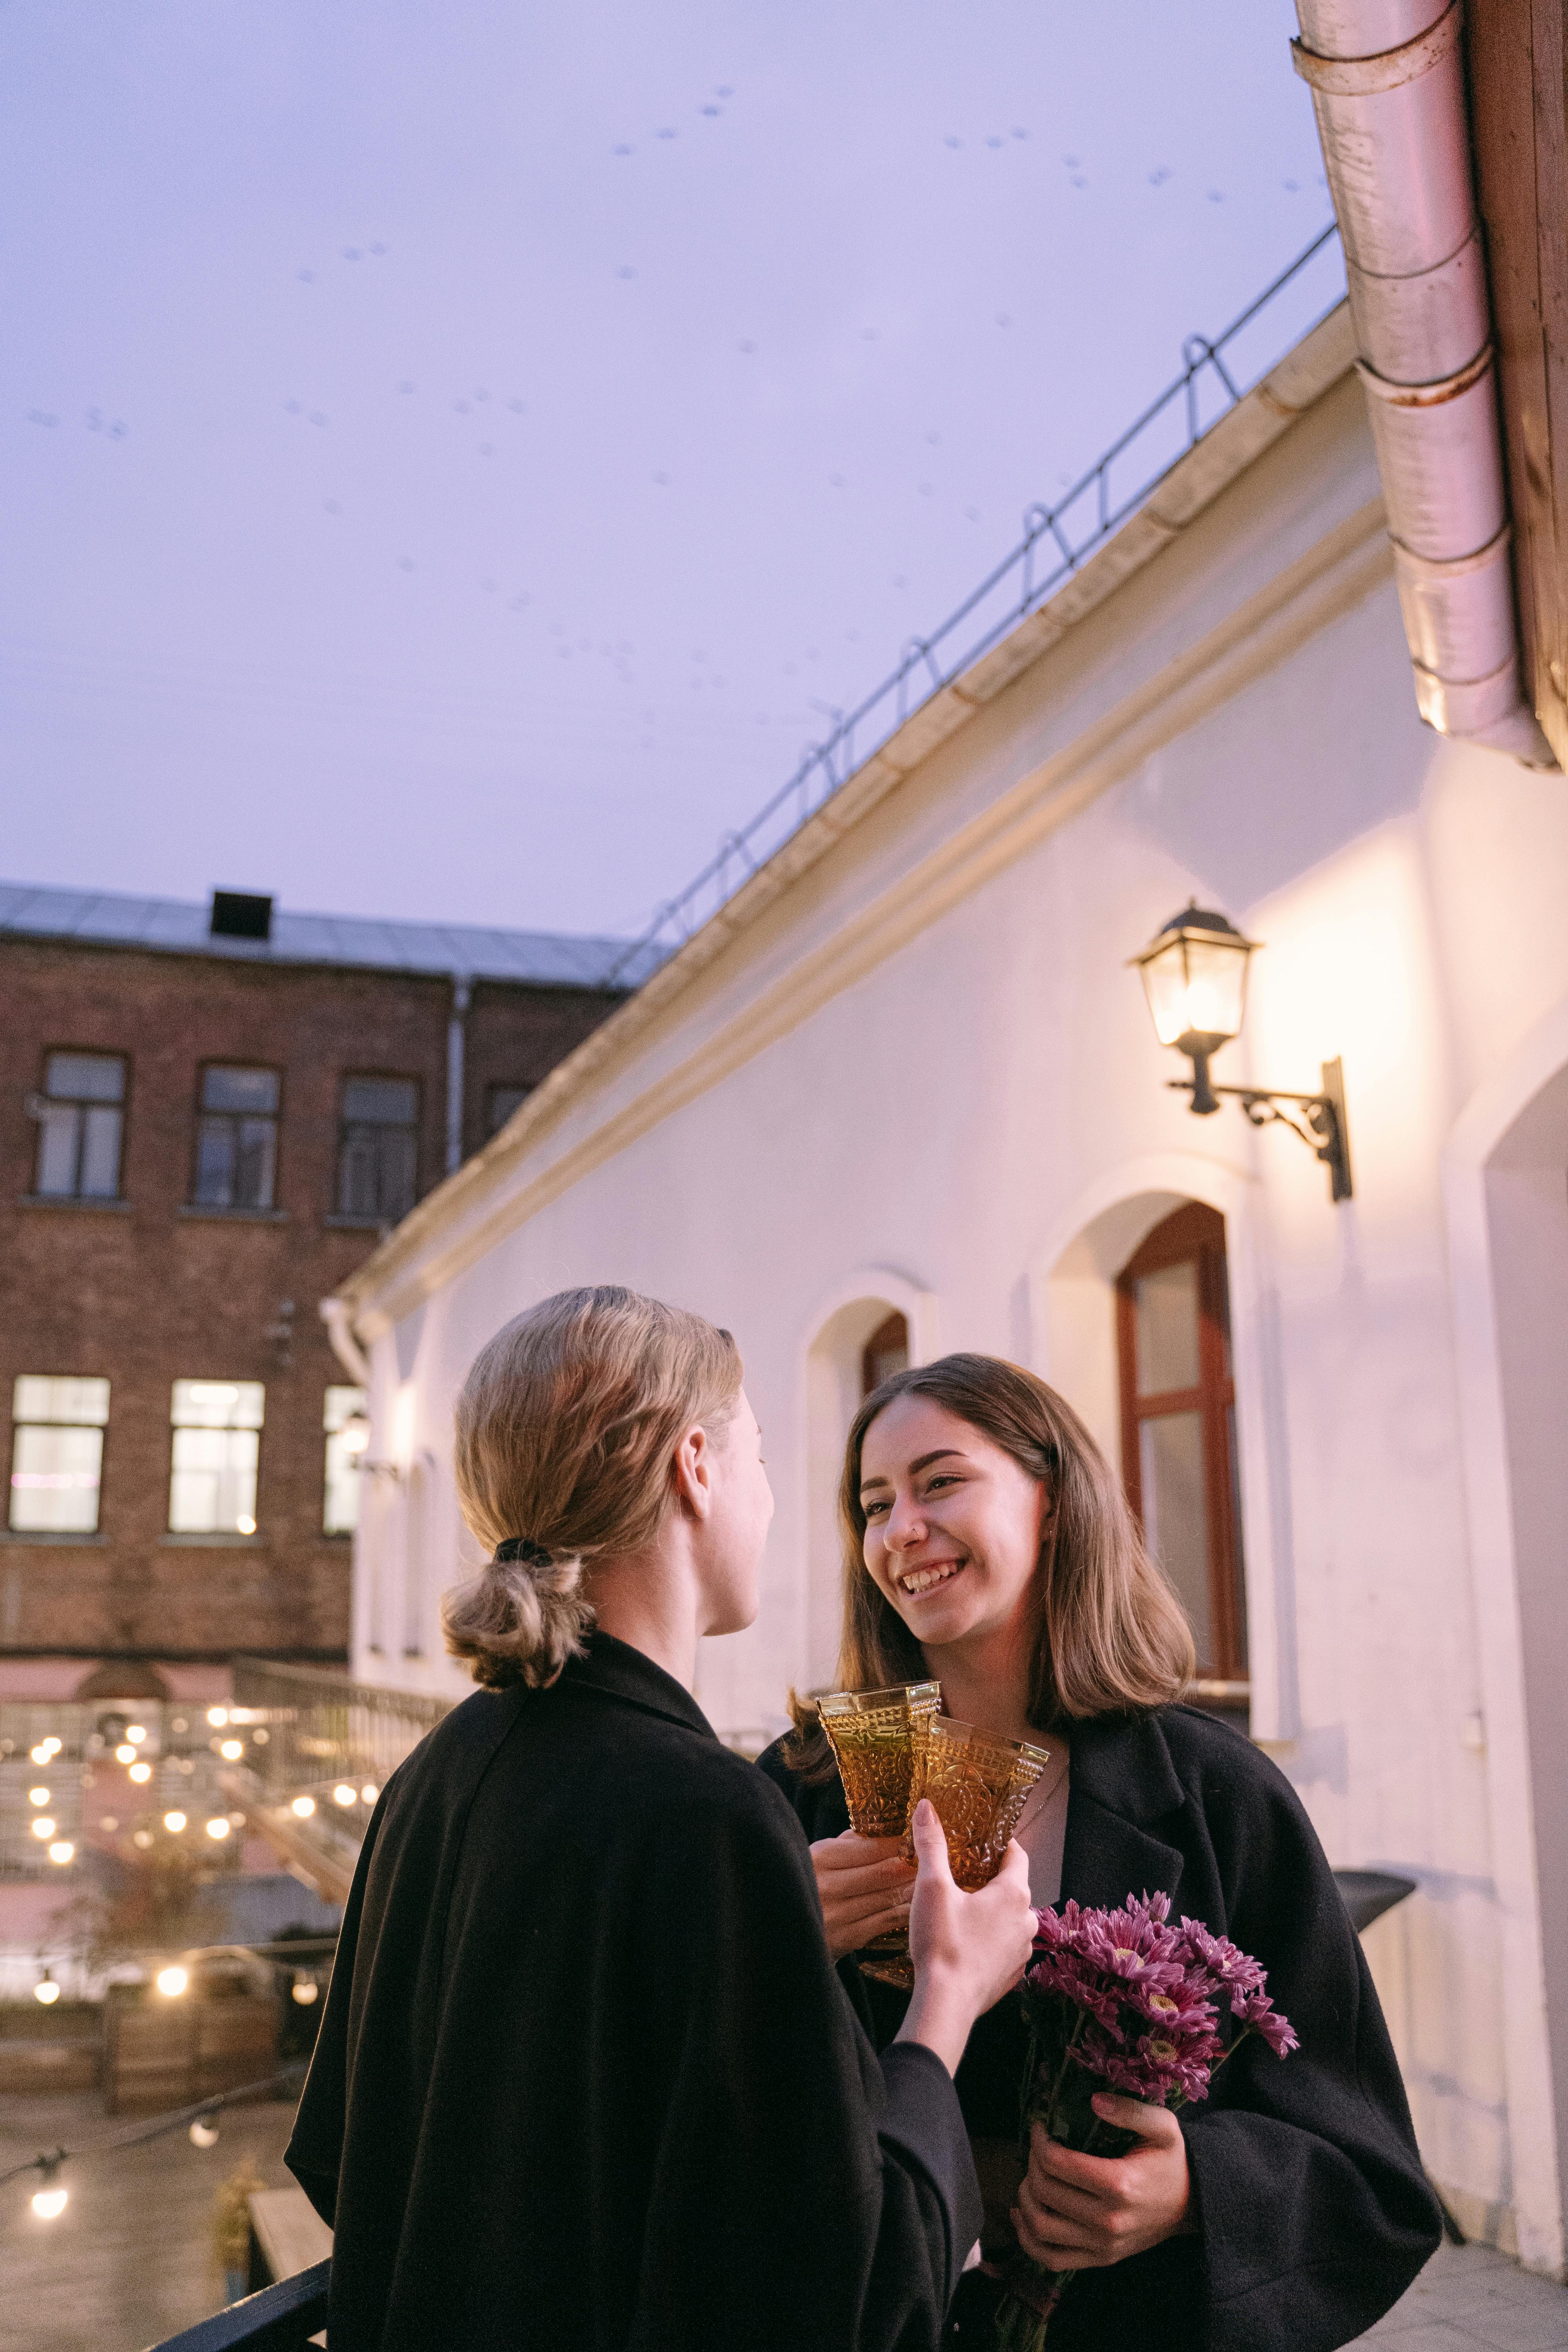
(1139, 929, 1250, 1047)
(1180, 932, 1250, 1044)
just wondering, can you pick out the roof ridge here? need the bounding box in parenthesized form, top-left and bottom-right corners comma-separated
(0, 877, 657, 987)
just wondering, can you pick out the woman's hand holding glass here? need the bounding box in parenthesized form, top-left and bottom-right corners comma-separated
(891, 1799, 1036, 2076)
(811, 1829, 918, 1961)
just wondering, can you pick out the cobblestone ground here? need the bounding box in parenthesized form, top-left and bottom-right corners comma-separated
(0, 2090, 299, 2352)
(5, 2091, 1568, 2352)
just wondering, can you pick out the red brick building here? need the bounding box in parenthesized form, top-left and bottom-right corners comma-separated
(0, 880, 638, 1686)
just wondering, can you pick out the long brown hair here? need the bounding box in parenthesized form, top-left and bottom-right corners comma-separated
(785, 1352, 1195, 1779)
(443, 1285, 742, 1688)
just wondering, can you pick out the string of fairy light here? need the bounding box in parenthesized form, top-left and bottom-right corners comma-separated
(12, 1700, 384, 1862)
(7, 1696, 366, 2230)
(1, 2060, 312, 2221)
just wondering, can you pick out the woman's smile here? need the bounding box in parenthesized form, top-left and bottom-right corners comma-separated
(895, 1553, 968, 1599)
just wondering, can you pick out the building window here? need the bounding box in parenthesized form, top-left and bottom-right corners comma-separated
(862, 1310, 910, 1398)
(169, 1380, 264, 1535)
(32, 1053, 126, 1200)
(486, 1083, 532, 1137)
(323, 1385, 367, 1535)
(1116, 1203, 1247, 1691)
(338, 1076, 418, 1221)
(193, 1067, 279, 1210)
(9, 1377, 111, 1534)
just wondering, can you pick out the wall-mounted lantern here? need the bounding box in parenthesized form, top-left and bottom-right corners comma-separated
(1129, 901, 1352, 1203)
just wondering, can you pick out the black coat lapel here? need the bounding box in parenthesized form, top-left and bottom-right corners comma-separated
(1061, 1791, 1186, 1911)
(1060, 1712, 1188, 1912)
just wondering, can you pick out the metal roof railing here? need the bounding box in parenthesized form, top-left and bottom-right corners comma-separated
(605, 221, 1346, 987)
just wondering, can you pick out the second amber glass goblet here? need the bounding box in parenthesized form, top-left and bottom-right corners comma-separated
(862, 1715, 1051, 1988)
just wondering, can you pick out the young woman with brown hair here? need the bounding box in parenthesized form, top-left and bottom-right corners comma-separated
(759, 1352, 1441, 2350)
(287, 1290, 1035, 2352)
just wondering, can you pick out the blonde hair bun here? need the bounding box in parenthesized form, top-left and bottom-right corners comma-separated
(443, 1286, 742, 1690)
(446, 1541, 593, 1692)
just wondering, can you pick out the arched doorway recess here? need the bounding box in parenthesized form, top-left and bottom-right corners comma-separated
(1031, 1155, 1288, 1740)
(800, 1274, 935, 1691)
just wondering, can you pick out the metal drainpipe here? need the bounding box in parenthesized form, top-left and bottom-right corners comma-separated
(1292, 0, 1556, 767)
(446, 974, 472, 1176)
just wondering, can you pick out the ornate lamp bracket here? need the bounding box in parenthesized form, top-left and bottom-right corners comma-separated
(1167, 1056, 1352, 1203)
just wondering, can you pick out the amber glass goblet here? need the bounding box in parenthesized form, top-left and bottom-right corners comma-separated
(817, 1681, 942, 1836)
(818, 1682, 942, 1983)
(904, 1716, 1050, 1887)
(862, 1717, 1051, 1988)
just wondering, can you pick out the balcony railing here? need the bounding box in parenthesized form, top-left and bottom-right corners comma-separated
(221, 1660, 452, 1902)
(141, 2262, 329, 2352)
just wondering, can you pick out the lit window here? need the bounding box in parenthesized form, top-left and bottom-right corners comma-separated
(9, 1377, 111, 1534)
(193, 1066, 280, 1210)
(323, 1385, 367, 1534)
(338, 1076, 418, 1221)
(486, 1084, 532, 1137)
(32, 1053, 125, 1200)
(169, 1380, 264, 1534)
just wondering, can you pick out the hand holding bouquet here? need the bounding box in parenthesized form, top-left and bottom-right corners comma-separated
(994, 1891, 1298, 2350)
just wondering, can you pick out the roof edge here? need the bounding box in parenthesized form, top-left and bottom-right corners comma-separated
(333, 299, 1359, 1325)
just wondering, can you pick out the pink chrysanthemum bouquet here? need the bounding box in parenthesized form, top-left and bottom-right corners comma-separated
(994, 1892, 1298, 2350)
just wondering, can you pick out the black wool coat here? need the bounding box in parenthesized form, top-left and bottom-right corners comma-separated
(287, 1633, 982, 2352)
(759, 1703, 1442, 2352)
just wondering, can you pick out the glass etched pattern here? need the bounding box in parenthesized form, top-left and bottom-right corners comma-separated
(901, 1717, 1050, 1891)
(818, 1682, 942, 1837)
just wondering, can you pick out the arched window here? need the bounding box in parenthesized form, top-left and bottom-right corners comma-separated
(804, 1295, 916, 1686)
(1116, 1203, 1247, 1699)
(862, 1311, 910, 1397)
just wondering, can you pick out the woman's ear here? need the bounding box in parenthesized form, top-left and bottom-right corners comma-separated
(671, 1420, 714, 1522)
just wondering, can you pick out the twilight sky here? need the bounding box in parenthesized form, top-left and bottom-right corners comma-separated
(4, 1, 1338, 943)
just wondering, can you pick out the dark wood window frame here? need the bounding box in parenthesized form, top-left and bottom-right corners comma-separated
(31, 1047, 130, 1202)
(190, 1061, 283, 1212)
(1116, 1201, 1248, 1691)
(861, 1310, 910, 1400)
(336, 1072, 421, 1223)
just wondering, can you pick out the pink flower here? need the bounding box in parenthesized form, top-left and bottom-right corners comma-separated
(1125, 1979, 1218, 2035)
(1180, 1918, 1266, 2002)
(1232, 1989, 1299, 2059)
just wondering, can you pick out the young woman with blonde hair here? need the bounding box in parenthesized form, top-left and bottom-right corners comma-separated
(760, 1352, 1440, 2349)
(288, 1289, 1035, 2352)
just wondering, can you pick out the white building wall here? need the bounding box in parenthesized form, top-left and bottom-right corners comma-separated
(340, 368, 1568, 2270)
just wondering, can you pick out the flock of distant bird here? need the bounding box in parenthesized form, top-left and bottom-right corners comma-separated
(18, 79, 1332, 751)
